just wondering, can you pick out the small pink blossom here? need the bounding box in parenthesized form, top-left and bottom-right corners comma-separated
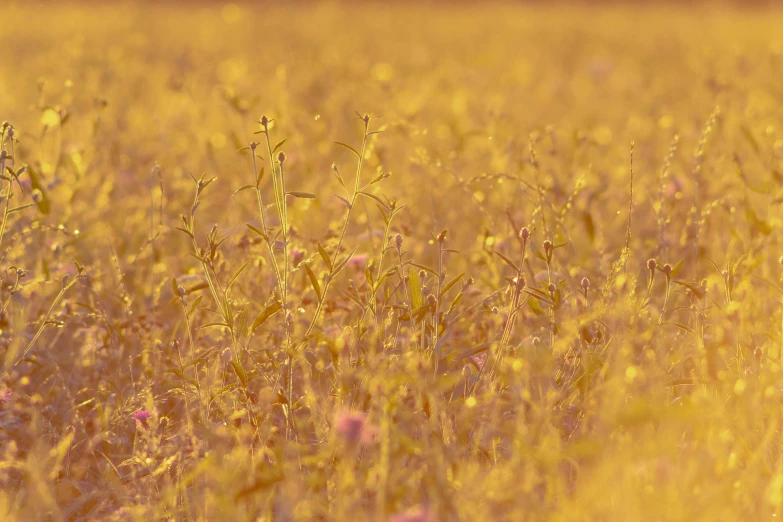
(390, 506, 431, 522)
(347, 254, 368, 270)
(132, 409, 152, 428)
(0, 388, 12, 403)
(334, 410, 374, 445)
(468, 352, 487, 371)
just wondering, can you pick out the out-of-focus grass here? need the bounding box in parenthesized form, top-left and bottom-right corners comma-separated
(1, 2, 783, 521)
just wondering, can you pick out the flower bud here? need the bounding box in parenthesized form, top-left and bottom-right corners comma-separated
(520, 227, 530, 240)
(394, 233, 403, 249)
(581, 277, 590, 290)
(647, 259, 657, 270)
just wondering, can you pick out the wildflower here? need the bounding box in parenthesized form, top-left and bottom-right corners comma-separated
(520, 227, 530, 240)
(662, 264, 672, 276)
(395, 233, 403, 250)
(468, 352, 487, 371)
(347, 254, 367, 269)
(334, 410, 373, 445)
(647, 259, 657, 270)
(389, 505, 431, 522)
(132, 409, 152, 429)
(0, 388, 12, 403)
(278, 151, 286, 165)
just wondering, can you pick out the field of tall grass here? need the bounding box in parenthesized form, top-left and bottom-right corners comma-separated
(2, 2, 783, 520)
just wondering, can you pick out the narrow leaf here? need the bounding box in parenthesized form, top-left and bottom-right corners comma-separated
(409, 268, 424, 309)
(334, 141, 361, 159)
(304, 263, 322, 301)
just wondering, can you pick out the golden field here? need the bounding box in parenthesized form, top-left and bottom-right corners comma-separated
(2, 2, 783, 520)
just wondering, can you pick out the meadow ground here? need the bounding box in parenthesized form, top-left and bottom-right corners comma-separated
(1, 1, 783, 520)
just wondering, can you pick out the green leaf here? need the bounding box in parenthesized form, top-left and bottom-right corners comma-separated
(334, 194, 351, 208)
(358, 191, 389, 210)
(304, 263, 322, 301)
(246, 223, 267, 239)
(317, 242, 332, 270)
(670, 259, 685, 279)
(331, 246, 358, 277)
(272, 139, 287, 153)
(673, 280, 705, 300)
(232, 185, 255, 197)
(188, 296, 203, 317)
(334, 141, 361, 159)
(409, 268, 424, 310)
(7, 203, 35, 215)
(226, 261, 250, 293)
(250, 301, 282, 334)
(175, 226, 194, 238)
(529, 240, 546, 261)
(493, 250, 519, 272)
(286, 191, 317, 199)
(528, 297, 545, 316)
(231, 360, 248, 388)
(440, 273, 464, 297)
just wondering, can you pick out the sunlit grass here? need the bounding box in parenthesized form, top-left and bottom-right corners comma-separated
(1, 2, 783, 520)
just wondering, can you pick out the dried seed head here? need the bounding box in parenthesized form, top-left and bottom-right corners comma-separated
(277, 151, 286, 165)
(548, 283, 556, 294)
(581, 277, 590, 290)
(520, 227, 530, 240)
(362, 114, 370, 125)
(260, 115, 269, 128)
(662, 264, 672, 276)
(647, 259, 657, 270)
(437, 229, 448, 243)
(543, 240, 553, 251)
(394, 233, 403, 249)
(427, 294, 437, 307)
(517, 276, 527, 289)
(250, 141, 258, 151)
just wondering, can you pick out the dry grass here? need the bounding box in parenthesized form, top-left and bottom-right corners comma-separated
(2, 2, 783, 521)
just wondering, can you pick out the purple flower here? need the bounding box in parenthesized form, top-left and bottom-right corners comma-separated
(132, 409, 152, 428)
(334, 410, 375, 445)
(0, 388, 12, 403)
(390, 506, 431, 522)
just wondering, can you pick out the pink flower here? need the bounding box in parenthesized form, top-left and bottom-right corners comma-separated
(132, 409, 152, 428)
(468, 352, 487, 371)
(390, 506, 431, 522)
(334, 410, 374, 445)
(0, 388, 12, 403)
(347, 255, 368, 270)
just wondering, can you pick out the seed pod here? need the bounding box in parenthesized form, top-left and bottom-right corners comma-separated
(520, 227, 530, 240)
(278, 152, 286, 165)
(647, 259, 657, 270)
